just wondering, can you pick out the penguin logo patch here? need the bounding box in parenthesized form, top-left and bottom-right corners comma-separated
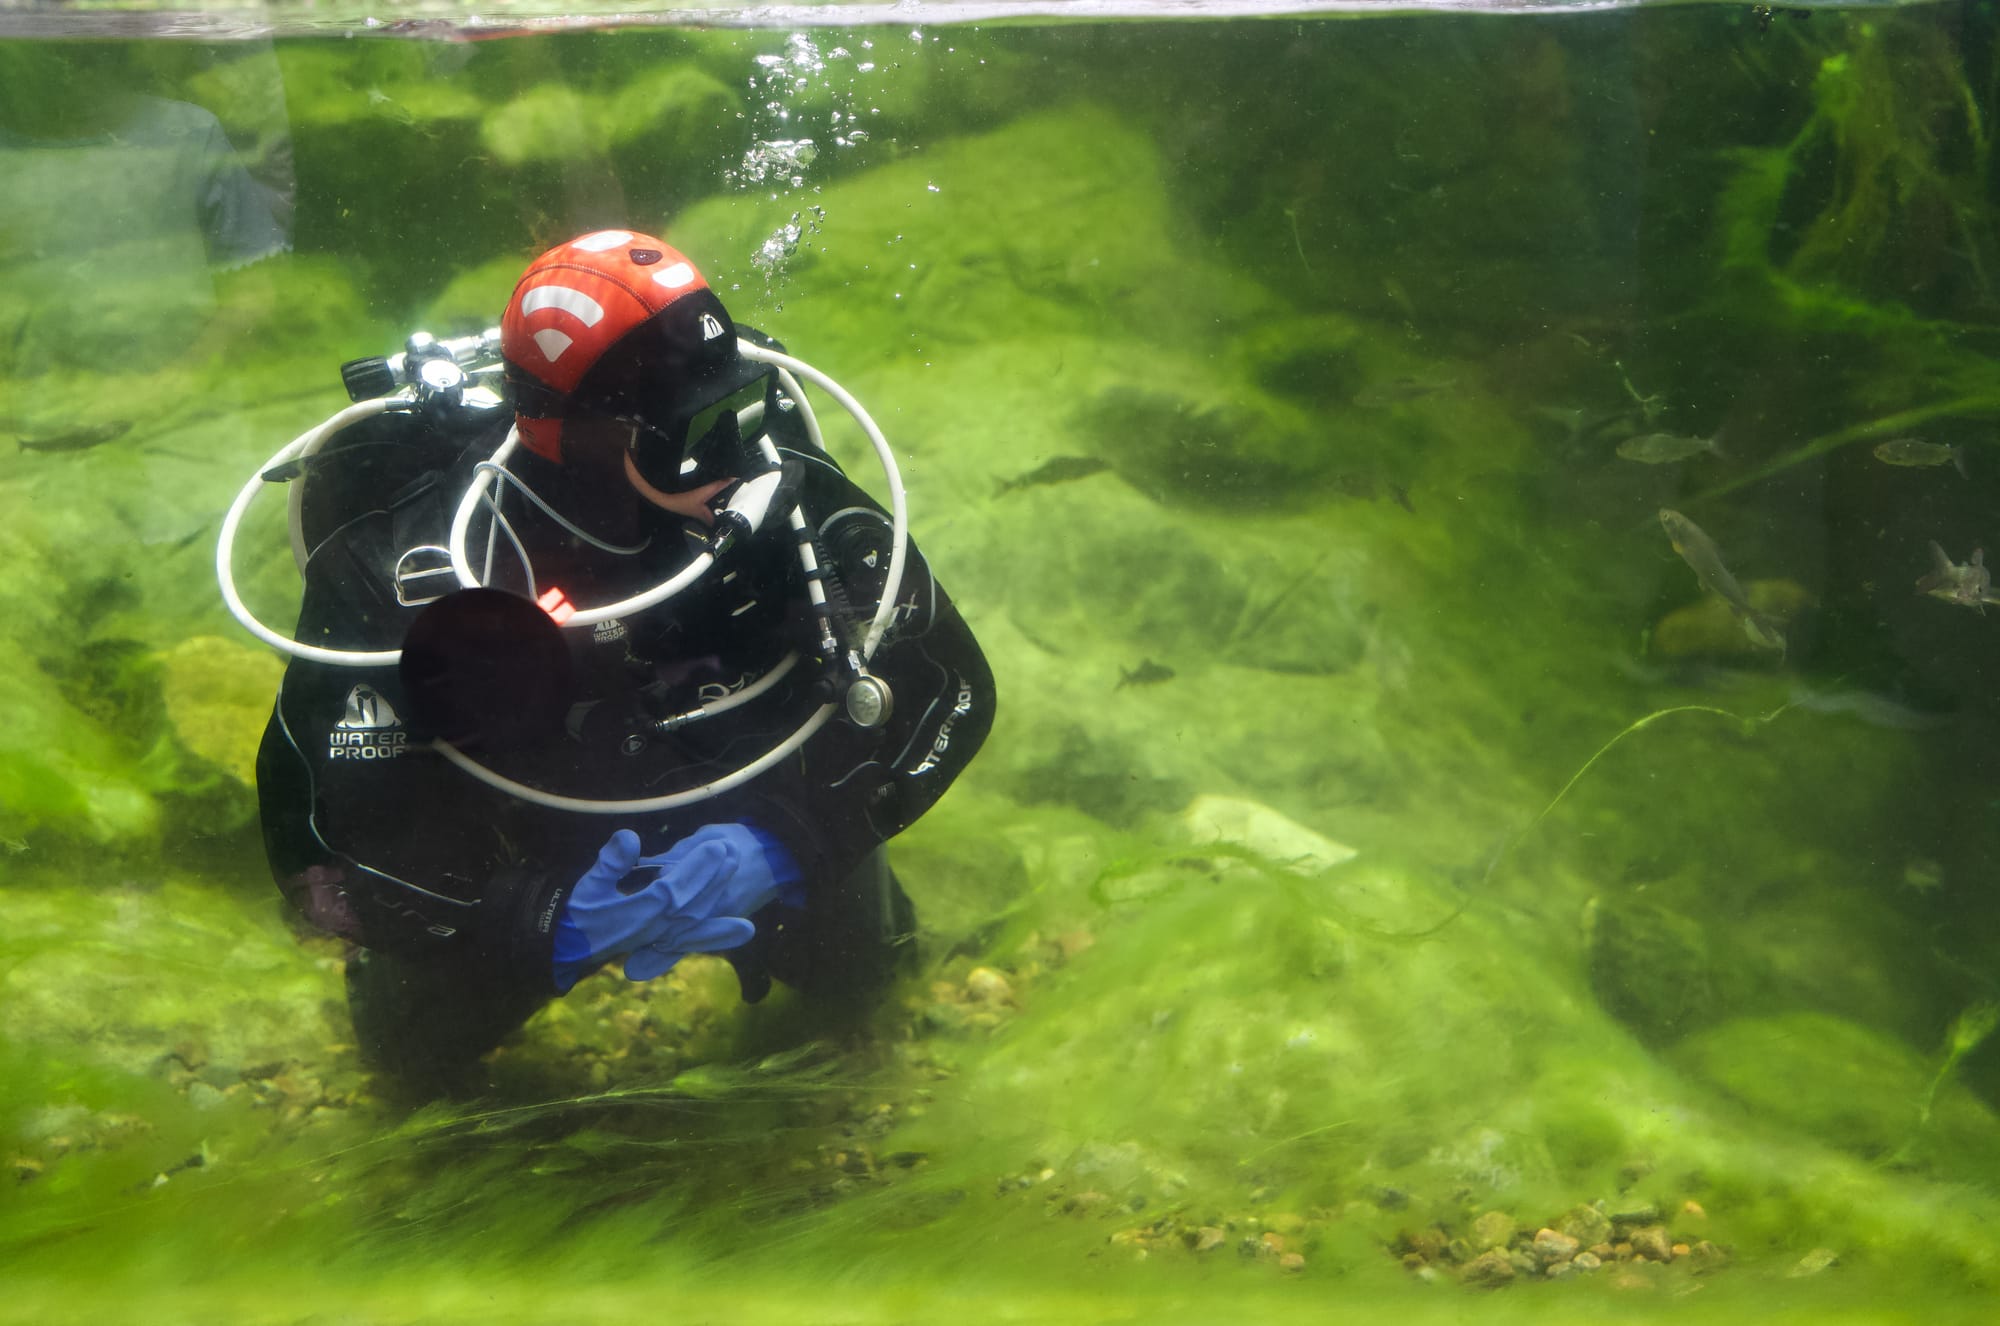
(329, 685, 410, 761)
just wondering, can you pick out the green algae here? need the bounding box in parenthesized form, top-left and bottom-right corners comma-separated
(5, 8, 2000, 1323)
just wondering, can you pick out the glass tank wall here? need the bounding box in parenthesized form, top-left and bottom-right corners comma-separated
(4, 2, 2000, 1321)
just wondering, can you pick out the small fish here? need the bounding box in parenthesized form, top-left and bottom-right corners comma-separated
(1902, 858, 1943, 893)
(1116, 659, 1175, 690)
(1532, 404, 1646, 452)
(16, 420, 132, 453)
(994, 455, 1109, 497)
(1658, 508, 1786, 653)
(1352, 376, 1456, 409)
(1618, 432, 1723, 464)
(1872, 437, 1967, 477)
(1915, 541, 2000, 611)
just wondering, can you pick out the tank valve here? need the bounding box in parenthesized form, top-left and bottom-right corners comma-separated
(415, 355, 466, 409)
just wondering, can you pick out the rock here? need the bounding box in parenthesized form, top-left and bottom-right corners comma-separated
(0, 640, 159, 845)
(1079, 382, 1336, 513)
(1460, 1249, 1515, 1287)
(963, 967, 1015, 1006)
(1652, 578, 1813, 659)
(600, 65, 739, 154)
(1788, 1247, 1838, 1278)
(921, 1000, 970, 1033)
(1674, 1014, 2000, 1173)
(1582, 895, 1717, 1046)
(1180, 794, 1357, 876)
(1194, 1226, 1227, 1253)
(1609, 1203, 1660, 1229)
(1629, 1224, 1674, 1262)
(1470, 1209, 1515, 1250)
(1393, 1227, 1447, 1261)
(1532, 1227, 1580, 1266)
(1279, 1252, 1306, 1272)
(155, 636, 283, 786)
(1573, 1251, 1602, 1271)
(185, 1082, 226, 1111)
(480, 86, 596, 167)
(1556, 1203, 1613, 1248)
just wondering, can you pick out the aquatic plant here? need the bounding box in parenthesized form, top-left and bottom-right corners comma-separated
(1694, 15, 2000, 498)
(1717, 18, 1992, 317)
(1918, 1001, 2000, 1132)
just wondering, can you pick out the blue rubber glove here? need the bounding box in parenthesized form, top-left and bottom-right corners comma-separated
(551, 825, 802, 993)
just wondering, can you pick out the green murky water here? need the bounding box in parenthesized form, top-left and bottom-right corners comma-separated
(6, 3, 2000, 1320)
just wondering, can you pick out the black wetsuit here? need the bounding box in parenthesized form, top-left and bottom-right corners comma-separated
(255, 374, 993, 1078)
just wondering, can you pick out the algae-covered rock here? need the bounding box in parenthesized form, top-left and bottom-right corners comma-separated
(156, 636, 282, 787)
(1652, 578, 1816, 659)
(885, 788, 1033, 952)
(482, 85, 600, 168)
(1075, 383, 1331, 512)
(1675, 1012, 2000, 1173)
(0, 641, 157, 845)
(1181, 794, 1358, 876)
(669, 104, 1283, 350)
(1582, 893, 1719, 1046)
(422, 253, 527, 333)
(1, 873, 343, 1080)
(603, 65, 740, 151)
(999, 484, 1252, 666)
(187, 254, 376, 368)
(1232, 315, 1371, 407)
(481, 68, 738, 199)
(1002, 718, 1192, 828)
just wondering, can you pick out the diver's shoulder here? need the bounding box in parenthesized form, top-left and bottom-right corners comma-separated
(291, 406, 503, 567)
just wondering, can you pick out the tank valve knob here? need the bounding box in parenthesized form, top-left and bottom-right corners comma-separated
(341, 356, 398, 402)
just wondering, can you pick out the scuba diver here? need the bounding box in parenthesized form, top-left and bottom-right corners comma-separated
(220, 230, 994, 1087)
